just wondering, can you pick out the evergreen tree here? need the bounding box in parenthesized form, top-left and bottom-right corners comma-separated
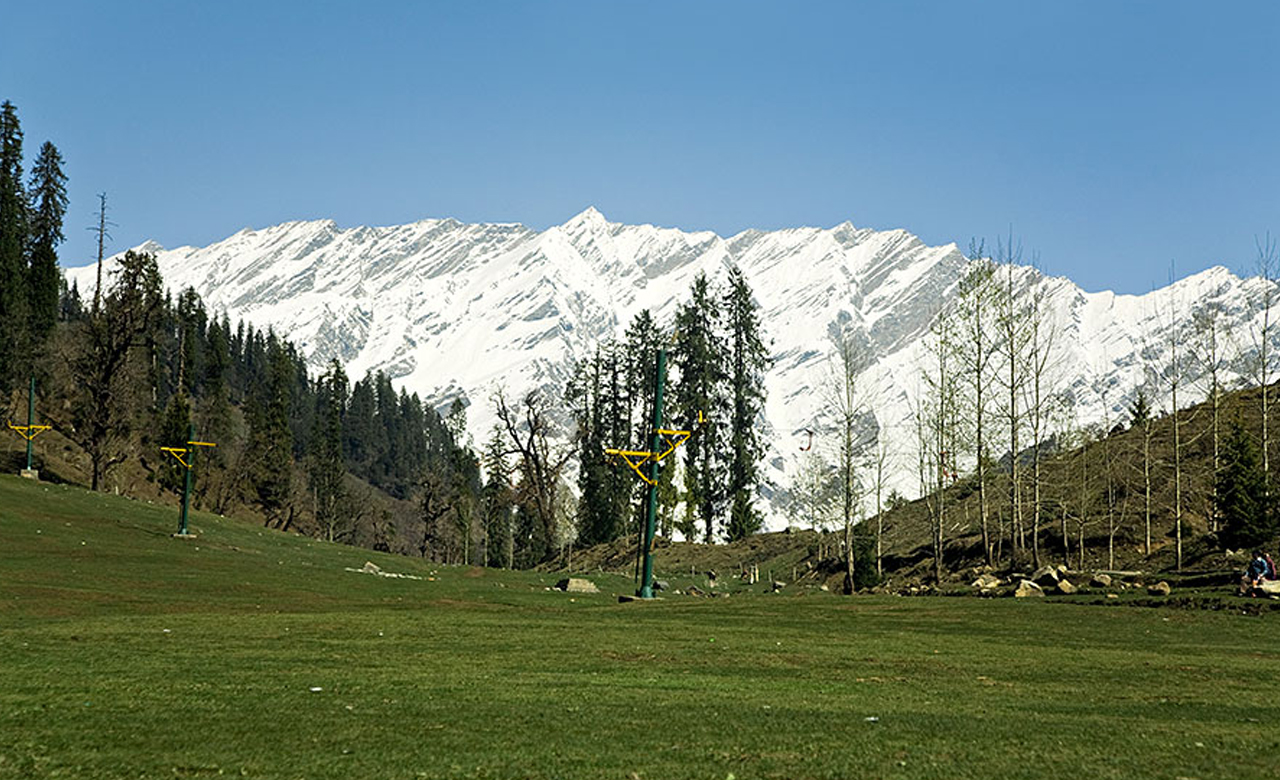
(0, 100, 28, 388)
(246, 334, 295, 528)
(174, 288, 206, 397)
(197, 314, 234, 509)
(156, 391, 193, 496)
(723, 266, 769, 541)
(65, 250, 164, 490)
(344, 375, 378, 478)
(481, 424, 515, 567)
(672, 272, 729, 542)
(310, 359, 348, 542)
(624, 310, 669, 537)
(1217, 418, 1274, 549)
(569, 345, 628, 547)
(26, 140, 67, 345)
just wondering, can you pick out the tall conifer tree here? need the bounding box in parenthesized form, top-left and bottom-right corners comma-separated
(0, 101, 28, 387)
(310, 359, 348, 541)
(723, 266, 769, 541)
(673, 272, 728, 542)
(26, 140, 67, 344)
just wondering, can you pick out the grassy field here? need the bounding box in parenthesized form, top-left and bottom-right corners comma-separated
(3, 474, 1279, 779)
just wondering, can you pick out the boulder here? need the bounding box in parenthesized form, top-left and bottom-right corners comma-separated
(771, 580, 786, 592)
(1056, 579, 1077, 595)
(686, 585, 706, 597)
(555, 577, 600, 594)
(1090, 573, 1113, 588)
(1261, 580, 1280, 596)
(971, 573, 1002, 590)
(652, 579, 669, 592)
(1148, 581, 1171, 597)
(1015, 580, 1045, 598)
(360, 561, 382, 575)
(1031, 566, 1059, 587)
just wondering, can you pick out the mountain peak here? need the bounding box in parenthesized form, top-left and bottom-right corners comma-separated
(563, 206, 609, 230)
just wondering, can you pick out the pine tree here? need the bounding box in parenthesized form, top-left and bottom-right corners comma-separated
(723, 266, 769, 541)
(156, 391, 193, 496)
(310, 359, 348, 542)
(481, 424, 515, 567)
(26, 140, 67, 345)
(672, 272, 728, 542)
(1217, 418, 1273, 549)
(0, 100, 29, 388)
(569, 342, 632, 547)
(247, 334, 295, 528)
(624, 310, 673, 537)
(344, 375, 378, 478)
(65, 250, 164, 490)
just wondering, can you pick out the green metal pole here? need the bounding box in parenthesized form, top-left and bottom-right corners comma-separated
(638, 349, 666, 599)
(25, 376, 35, 471)
(179, 423, 194, 535)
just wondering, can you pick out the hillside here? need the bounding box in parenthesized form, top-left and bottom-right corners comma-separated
(559, 379, 1280, 592)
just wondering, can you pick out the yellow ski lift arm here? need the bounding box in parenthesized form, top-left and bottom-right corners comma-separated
(604, 448, 657, 485)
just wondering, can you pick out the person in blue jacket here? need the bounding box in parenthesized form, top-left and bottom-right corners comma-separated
(1240, 550, 1277, 596)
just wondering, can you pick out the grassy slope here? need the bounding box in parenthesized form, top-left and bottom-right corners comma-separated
(3, 474, 1280, 780)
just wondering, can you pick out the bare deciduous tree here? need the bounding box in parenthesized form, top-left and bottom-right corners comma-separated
(494, 387, 572, 564)
(954, 240, 999, 565)
(824, 327, 872, 593)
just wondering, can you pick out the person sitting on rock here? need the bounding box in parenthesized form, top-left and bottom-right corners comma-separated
(1239, 550, 1277, 596)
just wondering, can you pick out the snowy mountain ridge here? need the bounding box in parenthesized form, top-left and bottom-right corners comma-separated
(66, 209, 1276, 531)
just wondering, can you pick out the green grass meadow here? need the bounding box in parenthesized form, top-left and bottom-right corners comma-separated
(3, 474, 1279, 779)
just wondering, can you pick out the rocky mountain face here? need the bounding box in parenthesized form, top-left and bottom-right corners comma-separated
(67, 208, 1277, 530)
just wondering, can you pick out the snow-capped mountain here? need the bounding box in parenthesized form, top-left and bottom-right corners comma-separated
(66, 208, 1276, 529)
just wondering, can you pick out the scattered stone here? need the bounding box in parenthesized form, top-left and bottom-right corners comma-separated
(971, 573, 1002, 590)
(1261, 581, 1280, 596)
(555, 577, 600, 594)
(687, 585, 706, 597)
(771, 580, 786, 592)
(652, 579, 669, 592)
(1090, 573, 1113, 588)
(1106, 593, 1119, 599)
(344, 562, 423, 580)
(819, 584, 830, 592)
(1031, 566, 1059, 587)
(1056, 564, 1069, 574)
(1148, 581, 1171, 597)
(1056, 579, 1077, 595)
(1015, 580, 1045, 598)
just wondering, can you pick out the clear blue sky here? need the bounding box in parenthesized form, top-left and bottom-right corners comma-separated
(4, 1, 1278, 293)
